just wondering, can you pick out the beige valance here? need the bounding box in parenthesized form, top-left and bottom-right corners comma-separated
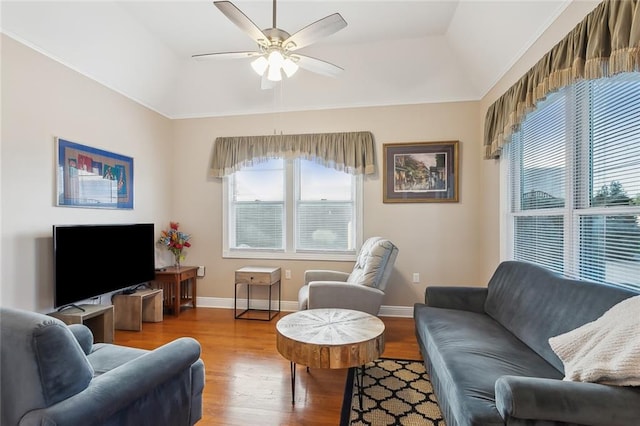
(484, 0, 640, 159)
(209, 131, 376, 177)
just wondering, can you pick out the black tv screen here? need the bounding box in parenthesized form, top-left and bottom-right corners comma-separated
(53, 223, 155, 308)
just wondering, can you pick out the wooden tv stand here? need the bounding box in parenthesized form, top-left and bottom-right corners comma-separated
(49, 304, 114, 343)
(112, 289, 163, 331)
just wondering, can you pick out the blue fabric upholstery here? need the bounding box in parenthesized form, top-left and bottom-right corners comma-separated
(0, 307, 205, 426)
(483, 261, 635, 371)
(414, 261, 640, 426)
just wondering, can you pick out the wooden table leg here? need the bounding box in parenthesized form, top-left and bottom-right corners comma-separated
(191, 276, 197, 309)
(174, 275, 180, 316)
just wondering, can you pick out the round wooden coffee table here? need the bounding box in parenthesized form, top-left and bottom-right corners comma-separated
(276, 308, 385, 404)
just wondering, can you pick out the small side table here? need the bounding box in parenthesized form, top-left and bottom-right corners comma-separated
(112, 289, 163, 331)
(235, 266, 281, 321)
(151, 266, 198, 316)
(49, 304, 114, 343)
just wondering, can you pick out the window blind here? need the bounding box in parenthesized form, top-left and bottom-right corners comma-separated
(230, 159, 285, 250)
(507, 72, 640, 290)
(226, 158, 360, 258)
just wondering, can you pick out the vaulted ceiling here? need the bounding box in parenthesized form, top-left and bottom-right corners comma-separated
(2, 1, 589, 119)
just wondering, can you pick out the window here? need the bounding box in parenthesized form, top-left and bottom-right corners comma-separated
(224, 158, 362, 260)
(505, 72, 640, 291)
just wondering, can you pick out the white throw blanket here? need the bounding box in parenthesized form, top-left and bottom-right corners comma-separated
(548, 294, 640, 386)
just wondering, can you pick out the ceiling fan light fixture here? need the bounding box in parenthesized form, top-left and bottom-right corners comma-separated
(197, 0, 348, 85)
(282, 57, 299, 78)
(267, 50, 285, 69)
(251, 56, 269, 76)
(267, 64, 282, 81)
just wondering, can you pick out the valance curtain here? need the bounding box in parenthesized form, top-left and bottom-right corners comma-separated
(209, 131, 375, 177)
(484, 0, 639, 159)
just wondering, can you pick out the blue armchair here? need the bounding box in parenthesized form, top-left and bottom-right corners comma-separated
(0, 307, 205, 425)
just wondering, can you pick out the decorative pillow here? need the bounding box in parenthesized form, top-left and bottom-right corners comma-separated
(548, 294, 640, 386)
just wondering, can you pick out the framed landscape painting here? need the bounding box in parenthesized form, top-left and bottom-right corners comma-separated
(383, 141, 459, 203)
(56, 138, 134, 209)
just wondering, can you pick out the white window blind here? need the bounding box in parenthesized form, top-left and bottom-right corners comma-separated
(225, 158, 361, 259)
(296, 160, 356, 252)
(509, 91, 567, 275)
(229, 159, 285, 250)
(506, 72, 640, 290)
(575, 75, 640, 287)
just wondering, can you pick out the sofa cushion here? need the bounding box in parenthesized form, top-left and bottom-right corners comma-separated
(414, 305, 562, 426)
(549, 294, 640, 385)
(88, 343, 148, 376)
(483, 260, 637, 371)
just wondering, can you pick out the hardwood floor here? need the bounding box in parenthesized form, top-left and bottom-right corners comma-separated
(114, 307, 421, 426)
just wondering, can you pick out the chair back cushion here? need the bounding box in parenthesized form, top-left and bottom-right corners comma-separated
(0, 307, 94, 426)
(347, 237, 399, 291)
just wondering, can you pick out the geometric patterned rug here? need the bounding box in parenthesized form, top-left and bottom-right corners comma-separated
(340, 358, 446, 426)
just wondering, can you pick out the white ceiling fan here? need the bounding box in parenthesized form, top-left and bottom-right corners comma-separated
(193, 0, 347, 88)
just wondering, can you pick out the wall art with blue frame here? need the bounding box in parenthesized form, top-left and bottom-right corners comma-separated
(56, 138, 134, 209)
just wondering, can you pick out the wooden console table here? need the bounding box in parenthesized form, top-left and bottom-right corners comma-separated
(151, 266, 198, 316)
(112, 289, 163, 331)
(49, 304, 114, 343)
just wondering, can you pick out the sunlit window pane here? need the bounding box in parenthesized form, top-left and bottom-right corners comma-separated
(234, 159, 284, 202)
(300, 160, 352, 201)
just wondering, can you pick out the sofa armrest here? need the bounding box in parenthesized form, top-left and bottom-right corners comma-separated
(67, 324, 93, 355)
(495, 375, 640, 426)
(308, 281, 384, 315)
(425, 286, 487, 313)
(20, 337, 202, 426)
(305, 270, 350, 285)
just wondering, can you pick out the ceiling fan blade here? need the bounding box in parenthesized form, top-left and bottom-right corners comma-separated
(292, 54, 344, 78)
(283, 13, 347, 51)
(214, 1, 269, 47)
(192, 51, 262, 61)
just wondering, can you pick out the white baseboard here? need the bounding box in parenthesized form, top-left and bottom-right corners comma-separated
(195, 297, 414, 318)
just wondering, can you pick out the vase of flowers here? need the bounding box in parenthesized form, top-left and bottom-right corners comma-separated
(158, 221, 192, 269)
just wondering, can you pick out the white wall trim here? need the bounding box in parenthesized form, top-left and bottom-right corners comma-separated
(195, 297, 414, 318)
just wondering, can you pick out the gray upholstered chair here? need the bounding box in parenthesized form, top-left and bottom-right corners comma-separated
(298, 236, 399, 316)
(0, 307, 205, 426)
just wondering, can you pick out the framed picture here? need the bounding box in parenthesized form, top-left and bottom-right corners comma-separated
(56, 138, 134, 209)
(383, 141, 459, 203)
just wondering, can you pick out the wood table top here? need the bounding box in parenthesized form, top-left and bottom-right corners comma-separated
(276, 308, 385, 369)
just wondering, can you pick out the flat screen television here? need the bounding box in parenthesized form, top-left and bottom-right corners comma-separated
(53, 223, 155, 309)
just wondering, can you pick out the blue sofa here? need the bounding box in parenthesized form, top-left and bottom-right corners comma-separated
(0, 307, 205, 425)
(414, 260, 640, 426)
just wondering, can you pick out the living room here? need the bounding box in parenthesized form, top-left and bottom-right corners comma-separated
(2, 0, 603, 314)
(2, 0, 639, 425)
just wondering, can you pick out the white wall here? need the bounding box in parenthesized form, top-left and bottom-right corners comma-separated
(1, 35, 174, 312)
(2, 32, 486, 314)
(171, 102, 484, 310)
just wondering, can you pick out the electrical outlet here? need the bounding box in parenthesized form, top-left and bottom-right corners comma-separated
(285, 269, 291, 279)
(197, 266, 206, 277)
(412, 273, 420, 283)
